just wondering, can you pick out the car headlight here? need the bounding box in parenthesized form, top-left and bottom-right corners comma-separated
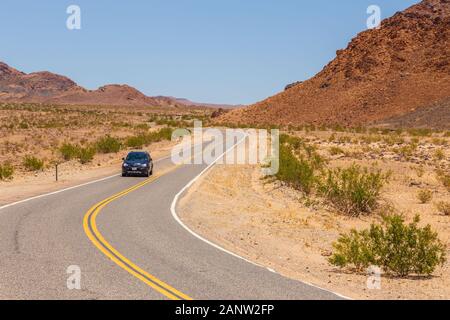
(141, 164, 148, 168)
(123, 163, 129, 167)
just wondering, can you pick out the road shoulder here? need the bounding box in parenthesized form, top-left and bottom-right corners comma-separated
(178, 164, 450, 300)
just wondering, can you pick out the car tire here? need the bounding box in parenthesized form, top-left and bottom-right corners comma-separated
(122, 172, 127, 177)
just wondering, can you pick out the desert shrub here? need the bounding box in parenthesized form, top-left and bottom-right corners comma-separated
(23, 156, 44, 171)
(59, 143, 79, 161)
(329, 146, 345, 156)
(417, 190, 433, 204)
(144, 127, 173, 143)
(0, 162, 14, 180)
(413, 165, 425, 178)
(59, 143, 96, 164)
(434, 148, 445, 161)
(436, 201, 450, 216)
(95, 136, 122, 154)
(126, 128, 174, 149)
(407, 128, 432, 137)
(436, 170, 450, 192)
(275, 134, 325, 195)
(78, 147, 96, 164)
(276, 145, 316, 194)
(318, 164, 389, 216)
(134, 123, 150, 130)
(383, 135, 405, 146)
(126, 135, 146, 149)
(329, 214, 446, 277)
(396, 143, 418, 157)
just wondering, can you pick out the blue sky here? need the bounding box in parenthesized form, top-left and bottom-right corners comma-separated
(1, 0, 418, 104)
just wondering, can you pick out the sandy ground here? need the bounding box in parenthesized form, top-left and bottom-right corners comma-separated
(178, 132, 450, 300)
(0, 139, 176, 206)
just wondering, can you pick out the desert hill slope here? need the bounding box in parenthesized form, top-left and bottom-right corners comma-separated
(0, 62, 223, 108)
(219, 0, 450, 128)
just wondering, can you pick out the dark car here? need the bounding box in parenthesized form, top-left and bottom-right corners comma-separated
(122, 151, 153, 177)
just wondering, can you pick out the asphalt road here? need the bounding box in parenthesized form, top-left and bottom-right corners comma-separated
(0, 138, 343, 300)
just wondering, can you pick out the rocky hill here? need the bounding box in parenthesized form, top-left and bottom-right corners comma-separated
(219, 0, 450, 128)
(0, 62, 212, 108)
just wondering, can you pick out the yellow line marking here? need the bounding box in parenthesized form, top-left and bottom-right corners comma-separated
(83, 166, 193, 300)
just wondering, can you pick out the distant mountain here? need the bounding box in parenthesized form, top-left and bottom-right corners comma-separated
(219, 0, 450, 128)
(0, 62, 230, 108)
(153, 96, 243, 109)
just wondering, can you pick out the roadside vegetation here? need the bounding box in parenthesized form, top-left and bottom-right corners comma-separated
(417, 189, 433, 204)
(0, 162, 14, 180)
(273, 134, 390, 217)
(269, 131, 449, 278)
(275, 134, 325, 195)
(318, 165, 389, 216)
(23, 156, 44, 171)
(329, 215, 446, 277)
(436, 201, 450, 216)
(0, 102, 210, 179)
(56, 127, 175, 165)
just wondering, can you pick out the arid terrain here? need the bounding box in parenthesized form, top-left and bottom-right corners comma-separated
(179, 127, 450, 299)
(219, 0, 450, 128)
(0, 102, 211, 205)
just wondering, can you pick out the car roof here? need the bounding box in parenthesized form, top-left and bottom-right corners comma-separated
(127, 151, 150, 155)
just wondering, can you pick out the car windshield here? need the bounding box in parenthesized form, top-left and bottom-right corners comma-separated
(126, 153, 148, 161)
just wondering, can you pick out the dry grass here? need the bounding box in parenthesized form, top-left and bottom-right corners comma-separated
(0, 102, 212, 180)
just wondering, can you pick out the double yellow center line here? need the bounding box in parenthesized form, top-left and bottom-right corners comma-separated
(83, 167, 193, 300)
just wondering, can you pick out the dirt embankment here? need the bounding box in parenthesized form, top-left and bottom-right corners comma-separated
(178, 130, 450, 300)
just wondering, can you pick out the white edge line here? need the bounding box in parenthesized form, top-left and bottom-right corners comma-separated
(0, 155, 172, 211)
(170, 134, 353, 300)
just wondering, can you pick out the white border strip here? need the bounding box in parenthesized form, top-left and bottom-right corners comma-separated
(170, 134, 352, 300)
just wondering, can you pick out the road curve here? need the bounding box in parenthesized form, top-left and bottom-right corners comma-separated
(0, 139, 344, 300)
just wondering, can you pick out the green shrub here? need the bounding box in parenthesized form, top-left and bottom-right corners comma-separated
(95, 136, 122, 154)
(23, 156, 44, 171)
(329, 146, 345, 156)
(318, 164, 389, 216)
(407, 128, 432, 137)
(149, 127, 173, 142)
(276, 145, 316, 194)
(436, 170, 450, 192)
(0, 162, 14, 180)
(329, 214, 446, 277)
(417, 190, 433, 204)
(59, 143, 96, 164)
(275, 134, 324, 195)
(126, 135, 146, 149)
(59, 143, 79, 161)
(126, 128, 174, 149)
(434, 149, 445, 161)
(78, 147, 96, 164)
(436, 201, 450, 216)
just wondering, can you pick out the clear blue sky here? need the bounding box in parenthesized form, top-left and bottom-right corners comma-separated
(1, 0, 418, 104)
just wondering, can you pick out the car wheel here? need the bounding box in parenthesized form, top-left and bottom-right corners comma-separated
(122, 172, 127, 177)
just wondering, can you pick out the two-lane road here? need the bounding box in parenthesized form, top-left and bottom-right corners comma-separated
(0, 139, 343, 300)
